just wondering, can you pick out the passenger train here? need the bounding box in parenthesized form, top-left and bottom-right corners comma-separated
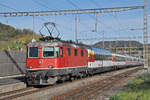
(25, 37, 143, 85)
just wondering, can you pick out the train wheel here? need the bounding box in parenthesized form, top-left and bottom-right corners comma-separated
(83, 72, 87, 78)
(70, 77, 75, 82)
(47, 77, 57, 85)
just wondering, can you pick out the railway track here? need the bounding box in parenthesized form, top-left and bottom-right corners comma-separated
(49, 67, 143, 100)
(0, 77, 88, 100)
(0, 67, 142, 100)
(0, 87, 38, 100)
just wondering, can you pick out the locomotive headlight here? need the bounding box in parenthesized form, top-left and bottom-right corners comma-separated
(49, 65, 53, 68)
(29, 66, 33, 69)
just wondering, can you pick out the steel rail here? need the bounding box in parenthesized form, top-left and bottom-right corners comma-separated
(0, 87, 37, 100)
(49, 67, 142, 100)
(0, 67, 142, 100)
(78, 67, 142, 100)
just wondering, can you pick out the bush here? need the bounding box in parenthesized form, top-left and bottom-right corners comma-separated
(113, 73, 150, 100)
(110, 95, 123, 100)
(136, 73, 150, 80)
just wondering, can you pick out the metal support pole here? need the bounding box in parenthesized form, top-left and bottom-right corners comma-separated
(143, 0, 149, 71)
(32, 15, 35, 42)
(33, 15, 35, 33)
(94, 13, 98, 32)
(75, 15, 78, 43)
(102, 31, 104, 49)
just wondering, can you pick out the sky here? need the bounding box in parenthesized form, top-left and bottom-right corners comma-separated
(0, 0, 149, 44)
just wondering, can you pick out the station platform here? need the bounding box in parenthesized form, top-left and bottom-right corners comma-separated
(0, 75, 26, 93)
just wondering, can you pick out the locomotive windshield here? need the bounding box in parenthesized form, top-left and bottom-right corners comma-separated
(28, 47, 38, 57)
(43, 46, 54, 57)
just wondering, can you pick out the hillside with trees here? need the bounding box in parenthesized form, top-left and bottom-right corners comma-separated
(93, 41, 143, 49)
(0, 22, 40, 51)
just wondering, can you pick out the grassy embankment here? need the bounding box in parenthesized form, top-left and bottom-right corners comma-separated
(110, 73, 150, 100)
(0, 35, 40, 51)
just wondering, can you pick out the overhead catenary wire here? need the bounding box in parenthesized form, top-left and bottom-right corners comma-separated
(0, 3, 144, 39)
(31, 0, 76, 36)
(66, 0, 109, 31)
(89, 0, 133, 34)
(65, 0, 138, 34)
(89, 0, 144, 38)
(0, 2, 18, 11)
(32, 0, 93, 40)
(77, 35, 149, 41)
(66, 0, 80, 9)
(31, 0, 52, 10)
(113, 13, 123, 30)
(0, 1, 145, 42)
(89, 0, 102, 7)
(0, 1, 52, 38)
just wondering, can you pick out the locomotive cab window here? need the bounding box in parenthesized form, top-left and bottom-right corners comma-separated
(55, 47, 60, 57)
(28, 47, 38, 58)
(43, 46, 54, 57)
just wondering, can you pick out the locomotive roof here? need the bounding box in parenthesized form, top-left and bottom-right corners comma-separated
(27, 41, 89, 49)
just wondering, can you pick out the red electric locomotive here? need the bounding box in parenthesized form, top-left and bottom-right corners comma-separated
(26, 38, 89, 85)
